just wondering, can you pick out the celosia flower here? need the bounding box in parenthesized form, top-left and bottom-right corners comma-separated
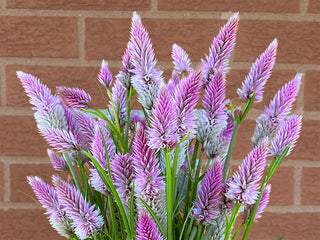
(226, 138, 268, 204)
(74, 110, 98, 143)
(148, 85, 178, 149)
(109, 81, 127, 127)
(172, 43, 192, 75)
(237, 39, 278, 102)
(98, 60, 113, 88)
(202, 12, 239, 87)
(247, 184, 271, 222)
(133, 123, 167, 228)
(117, 43, 135, 88)
(111, 153, 135, 216)
(252, 74, 302, 146)
(269, 114, 302, 157)
(129, 12, 162, 113)
(136, 209, 163, 240)
(48, 149, 68, 171)
(56, 86, 91, 109)
(193, 161, 223, 225)
(52, 175, 104, 240)
(173, 71, 201, 140)
(27, 176, 73, 238)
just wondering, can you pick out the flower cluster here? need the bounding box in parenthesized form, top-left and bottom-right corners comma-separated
(21, 12, 302, 240)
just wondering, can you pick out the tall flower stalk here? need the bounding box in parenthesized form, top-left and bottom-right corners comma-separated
(22, 11, 302, 240)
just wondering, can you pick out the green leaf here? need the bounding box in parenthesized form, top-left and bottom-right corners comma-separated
(108, 195, 119, 240)
(277, 237, 284, 240)
(63, 153, 82, 194)
(129, 182, 135, 235)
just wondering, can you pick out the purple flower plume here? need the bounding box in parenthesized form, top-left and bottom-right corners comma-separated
(56, 86, 91, 109)
(111, 153, 135, 216)
(269, 114, 302, 158)
(237, 39, 278, 102)
(172, 43, 192, 75)
(109, 81, 127, 127)
(173, 71, 201, 140)
(74, 110, 98, 144)
(129, 12, 162, 113)
(202, 12, 239, 87)
(117, 44, 135, 88)
(133, 123, 167, 228)
(98, 60, 113, 88)
(193, 161, 223, 225)
(226, 138, 268, 204)
(264, 74, 302, 122)
(247, 184, 271, 222)
(27, 176, 73, 238)
(52, 175, 104, 240)
(136, 209, 163, 240)
(148, 85, 178, 149)
(48, 149, 68, 171)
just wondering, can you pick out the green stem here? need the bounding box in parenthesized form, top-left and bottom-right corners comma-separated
(225, 202, 240, 240)
(165, 149, 173, 240)
(124, 86, 131, 146)
(223, 120, 239, 182)
(196, 225, 204, 240)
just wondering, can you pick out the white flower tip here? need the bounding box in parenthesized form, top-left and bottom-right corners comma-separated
(16, 70, 26, 79)
(269, 38, 278, 51)
(132, 11, 141, 22)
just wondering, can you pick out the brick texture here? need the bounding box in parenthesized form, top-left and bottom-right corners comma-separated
(304, 71, 320, 111)
(0, 17, 77, 58)
(7, 0, 151, 10)
(158, 0, 300, 13)
(0, 163, 3, 201)
(0, 209, 64, 240)
(0, 116, 47, 156)
(308, 0, 320, 13)
(301, 167, 320, 205)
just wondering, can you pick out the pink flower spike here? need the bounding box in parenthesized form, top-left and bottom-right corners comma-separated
(248, 184, 271, 222)
(237, 39, 278, 102)
(56, 86, 91, 109)
(48, 149, 69, 171)
(136, 209, 163, 240)
(98, 60, 113, 88)
(172, 43, 192, 75)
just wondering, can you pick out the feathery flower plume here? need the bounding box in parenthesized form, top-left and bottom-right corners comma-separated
(48, 149, 68, 171)
(98, 60, 113, 88)
(269, 114, 302, 157)
(56, 86, 91, 109)
(237, 39, 277, 102)
(252, 74, 302, 146)
(136, 209, 163, 240)
(129, 12, 162, 113)
(109, 81, 127, 127)
(148, 85, 178, 149)
(133, 123, 167, 228)
(117, 43, 135, 88)
(174, 71, 201, 140)
(226, 138, 268, 204)
(27, 176, 73, 238)
(74, 110, 98, 144)
(247, 184, 271, 222)
(193, 161, 223, 225)
(202, 12, 239, 87)
(172, 43, 192, 75)
(111, 153, 135, 216)
(52, 175, 104, 240)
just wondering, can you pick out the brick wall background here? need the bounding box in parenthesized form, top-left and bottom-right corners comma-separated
(0, 0, 319, 239)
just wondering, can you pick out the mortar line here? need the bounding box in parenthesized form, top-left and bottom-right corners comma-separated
(0, 156, 50, 164)
(1, 0, 5, 9)
(0, 202, 40, 211)
(150, 0, 158, 11)
(300, 0, 310, 14)
(78, 16, 86, 62)
(0, 9, 319, 22)
(3, 162, 10, 202)
(294, 166, 302, 205)
(265, 205, 320, 213)
(0, 64, 6, 106)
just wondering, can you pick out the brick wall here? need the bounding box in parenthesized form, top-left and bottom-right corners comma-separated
(0, 0, 319, 239)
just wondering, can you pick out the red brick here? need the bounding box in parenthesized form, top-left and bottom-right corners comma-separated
(304, 71, 320, 111)
(268, 167, 294, 206)
(0, 16, 77, 58)
(158, 0, 299, 13)
(6, 65, 118, 108)
(291, 120, 320, 161)
(301, 167, 320, 205)
(226, 69, 297, 110)
(0, 163, 3, 201)
(85, 18, 225, 61)
(308, 0, 320, 13)
(10, 163, 69, 202)
(7, 0, 150, 10)
(235, 20, 320, 64)
(249, 212, 320, 240)
(0, 209, 64, 240)
(0, 116, 47, 156)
